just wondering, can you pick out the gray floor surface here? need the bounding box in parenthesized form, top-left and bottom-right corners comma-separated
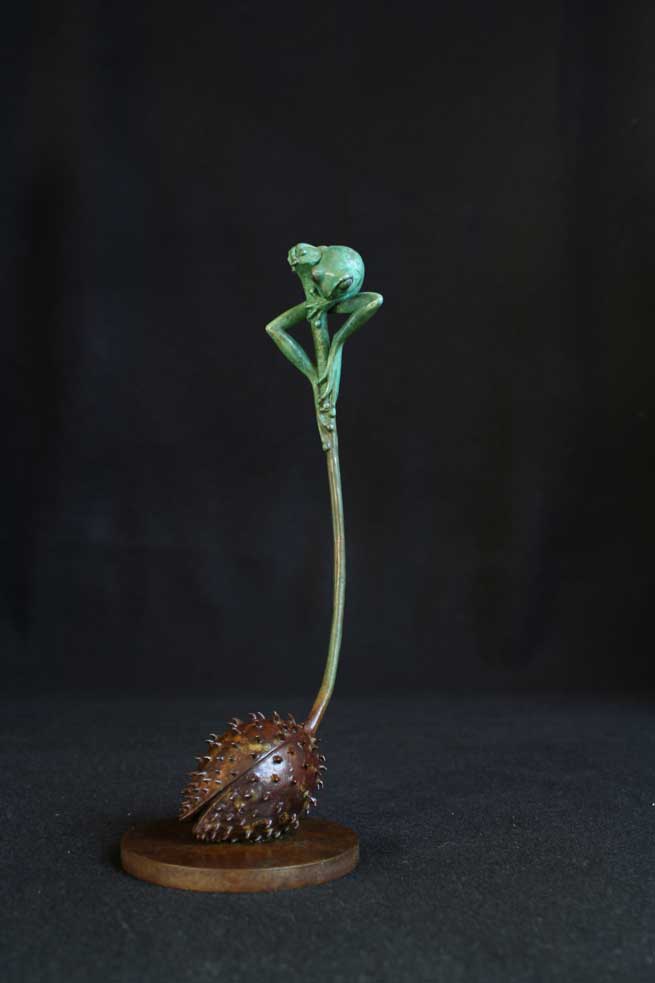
(3, 694, 655, 982)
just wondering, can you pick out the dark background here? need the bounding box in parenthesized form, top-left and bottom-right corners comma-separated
(3, 1, 654, 698)
(4, 3, 655, 983)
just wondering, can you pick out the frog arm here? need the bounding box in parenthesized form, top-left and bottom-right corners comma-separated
(319, 292, 383, 389)
(265, 302, 317, 383)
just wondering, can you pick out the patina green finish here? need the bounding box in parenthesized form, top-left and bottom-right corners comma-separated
(266, 244, 383, 733)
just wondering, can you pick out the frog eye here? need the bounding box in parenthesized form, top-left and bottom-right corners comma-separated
(337, 276, 353, 292)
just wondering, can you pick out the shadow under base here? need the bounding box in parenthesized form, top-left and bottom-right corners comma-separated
(120, 817, 358, 893)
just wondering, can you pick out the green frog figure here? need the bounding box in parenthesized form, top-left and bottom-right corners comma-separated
(266, 243, 383, 449)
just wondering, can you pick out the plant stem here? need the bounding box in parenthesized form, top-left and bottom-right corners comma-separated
(305, 426, 346, 734)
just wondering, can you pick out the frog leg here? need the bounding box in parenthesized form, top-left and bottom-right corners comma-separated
(265, 302, 317, 383)
(318, 291, 384, 401)
(292, 262, 332, 375)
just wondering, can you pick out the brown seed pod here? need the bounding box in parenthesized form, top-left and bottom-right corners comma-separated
(179, 712, 326, 843)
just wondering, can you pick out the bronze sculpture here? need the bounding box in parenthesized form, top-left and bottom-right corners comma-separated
(121, 243, 382, 890)
(178, 244, 383, 844)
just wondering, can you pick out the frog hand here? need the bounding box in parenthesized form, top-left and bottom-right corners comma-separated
(303, 297, 323, 322)
(306, 295, 341, 324)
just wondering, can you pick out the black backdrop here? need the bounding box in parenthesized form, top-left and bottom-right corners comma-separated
(3, 0, 654, 698)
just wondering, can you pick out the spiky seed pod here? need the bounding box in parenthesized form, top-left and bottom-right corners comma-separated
(179, 714, 323, 843)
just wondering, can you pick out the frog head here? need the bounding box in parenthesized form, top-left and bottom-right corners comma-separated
(287, 243, 324, 269)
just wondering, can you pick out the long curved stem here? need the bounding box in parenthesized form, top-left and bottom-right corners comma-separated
(305, 426, 346, 735)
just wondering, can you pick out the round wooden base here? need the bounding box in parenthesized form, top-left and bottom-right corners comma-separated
(121, 817, 358, 893)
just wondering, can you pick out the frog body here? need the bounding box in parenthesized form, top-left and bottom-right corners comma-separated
(288, 243, 365, 307)
(310, 245, 365, 303)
